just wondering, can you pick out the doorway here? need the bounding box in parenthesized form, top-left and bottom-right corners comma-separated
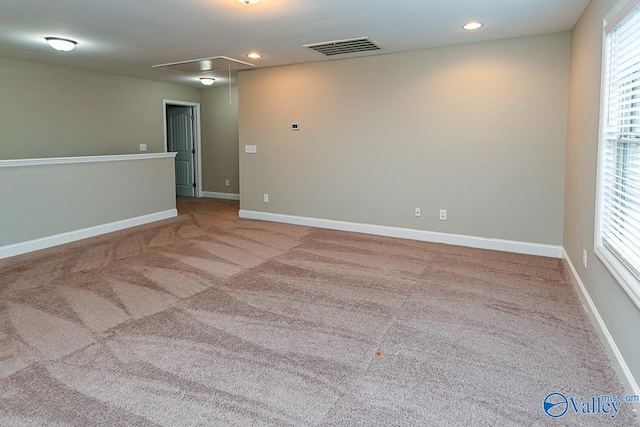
(163, 100, 202, 197)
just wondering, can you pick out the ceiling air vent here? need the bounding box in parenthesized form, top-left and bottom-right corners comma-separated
(303, 37, 383, 56)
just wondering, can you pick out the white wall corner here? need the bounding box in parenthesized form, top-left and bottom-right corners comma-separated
(202, 191, 240, 201)
(0, 209, 177, 260)
(563, 248, 640, 398)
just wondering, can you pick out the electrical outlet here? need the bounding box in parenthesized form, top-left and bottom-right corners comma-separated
(225, 179, 230, 187)
(139, 144, 147, 151)
(263, 194, 269, 203)
(583, 250, 588, 268)
(415, 208, 421, 217)
(440, 209, 447, 221)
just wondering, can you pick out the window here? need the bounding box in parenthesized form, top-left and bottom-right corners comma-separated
(596, 0, 640, 308)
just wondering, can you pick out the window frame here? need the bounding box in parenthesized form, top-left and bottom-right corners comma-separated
(595, 0, 640, 310)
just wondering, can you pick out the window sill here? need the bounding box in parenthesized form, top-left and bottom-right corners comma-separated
(595, 245, 640, 310)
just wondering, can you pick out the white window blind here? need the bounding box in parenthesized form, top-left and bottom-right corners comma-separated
(597, 2, 640, 306)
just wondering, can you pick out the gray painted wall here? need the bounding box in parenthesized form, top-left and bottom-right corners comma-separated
(200, 85, 239, 194)
(0, 156, 176, 247)
(238, 32, 570, 245)
(565, 0, 640, 389)
(0, 57, 200, 160)
(0, 59, 198, 250)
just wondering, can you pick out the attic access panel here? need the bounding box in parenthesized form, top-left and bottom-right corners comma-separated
(151, 56, 255, 74)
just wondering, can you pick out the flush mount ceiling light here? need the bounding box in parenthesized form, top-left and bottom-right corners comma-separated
(247, 52, 262, 59)
(238, 0, 259, 4)
(45, 37, 77, 51)
(462, 22, 483, 30)
(199, 77, 215, 86)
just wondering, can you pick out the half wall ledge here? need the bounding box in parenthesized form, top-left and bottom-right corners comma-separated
(0, 153, 178, 259)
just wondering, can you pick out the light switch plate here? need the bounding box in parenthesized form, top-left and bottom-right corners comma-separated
(245, 145, 257, 154)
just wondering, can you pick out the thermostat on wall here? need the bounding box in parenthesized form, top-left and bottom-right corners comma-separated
(291, 123, 299, 131)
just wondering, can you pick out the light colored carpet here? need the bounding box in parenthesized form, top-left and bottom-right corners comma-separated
(0, 197, 637, 426)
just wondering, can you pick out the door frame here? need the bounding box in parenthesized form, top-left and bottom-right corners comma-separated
(163, 99, 203, 197)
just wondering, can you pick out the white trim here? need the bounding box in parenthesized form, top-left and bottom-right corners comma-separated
(238, 210, 563, 258)
(202, 191, 240, 201)
(0, 209, 177, 260)
(604, 0, 640, 33)
(0, 153, 176, 168)
(163, 99, 203, 197)
(563, 248, 640, 397)
(595, 245, 640, 310)
(152, 55, 255, 70)
(594, 0, 640, 311)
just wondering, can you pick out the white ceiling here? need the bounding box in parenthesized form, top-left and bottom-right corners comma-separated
(0, 0, 590, 87)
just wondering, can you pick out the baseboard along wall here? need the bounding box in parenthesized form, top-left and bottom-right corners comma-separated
(0, 209, 177, 260)
(238, 209, 563, 258)
(202, 191, 240, 201)
(563, 249, 640, 398)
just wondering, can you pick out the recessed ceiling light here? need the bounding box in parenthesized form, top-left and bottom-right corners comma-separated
(462, 22, 483, 31)
(238, 0, 259, 4)
(247, 52, 262, 59)
(199, 77, 215, 86)
(45, 37, 77, 52)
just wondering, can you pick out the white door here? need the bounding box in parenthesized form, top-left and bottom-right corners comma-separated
(167, 106, 195, 197)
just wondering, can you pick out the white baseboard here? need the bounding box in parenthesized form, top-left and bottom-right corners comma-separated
(0, 209, 178, 260)
(238, 209, 563, 258)
(202, 191, 240, 201)
(563, 248, 640, 397)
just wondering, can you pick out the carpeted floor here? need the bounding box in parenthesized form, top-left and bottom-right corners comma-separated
(0, 197, 637, 426)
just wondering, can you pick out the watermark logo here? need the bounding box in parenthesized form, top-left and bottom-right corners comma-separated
(543, 392, 569, 418)
(543, 392, 639, 419)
